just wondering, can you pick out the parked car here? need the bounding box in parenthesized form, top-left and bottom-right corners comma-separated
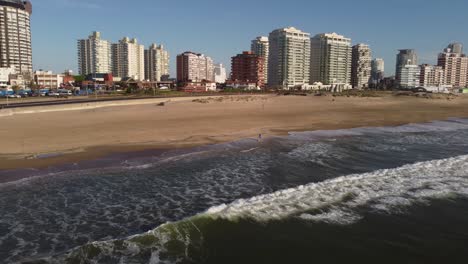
(7, 94, 21, 98)
(58, 90, 73, 96)
(48, 92, 60, 97)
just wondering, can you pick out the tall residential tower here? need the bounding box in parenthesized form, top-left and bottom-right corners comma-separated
(310, 33, 352, 85)
(77, 32, 112, 76)
(144, 43, 170, 82)
(251, 36, 269, 85)
(0, 0, 33, 74)
(176, 51, 214, 83)
(268, 27, 310, 89)
(112, 37, 145, 81)
(351, 44, 372, 89)
(395, 49, 418, 84)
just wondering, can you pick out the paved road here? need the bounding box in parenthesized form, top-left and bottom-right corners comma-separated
(0, 93, 246, 109)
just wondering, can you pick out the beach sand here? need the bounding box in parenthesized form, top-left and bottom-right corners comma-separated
(0, 93, 467, 170)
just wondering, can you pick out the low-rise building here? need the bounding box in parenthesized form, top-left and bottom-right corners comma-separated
(0, 67, 16, 88)
(34, 70, 64, 88)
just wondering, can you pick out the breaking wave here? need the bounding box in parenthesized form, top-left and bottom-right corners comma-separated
(38, 154, 468, 263)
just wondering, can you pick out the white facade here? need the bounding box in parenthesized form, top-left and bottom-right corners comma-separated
(0, 66, 15, 87)
(371, 58, 385, 84)
(268, 27, 310, 89)
(310, 33, 352, 85)
(213, 63, 227, 83)
(144, 43, 170, 82)
(34, 70, 64, 88)
(351, 44, 372, 89)
(112, 37, 145, 81)
(399, 65, 421, 88)
(0, 1, 33, 74)
(77, 32, 112, 75)
(251, 36, 269, 84)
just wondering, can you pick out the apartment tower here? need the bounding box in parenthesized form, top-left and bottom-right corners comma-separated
(351, 44, 372, 89)
(0, 0, 33, 74)
(310, 33, 352, 85)
(437, 44, 468, 88)
(112, 37, 145, 81)
(419, 64, 444, 87)
(371, 58, 385, 84)
(251, 36, 269, 85)
(77, 32, 112, 76)
(268, 27, 310, 89)
(396, 49, 418, 84)
(231, 51, 265, 88)
(176, 51, 214, 83)
(144, 43, 170, 82)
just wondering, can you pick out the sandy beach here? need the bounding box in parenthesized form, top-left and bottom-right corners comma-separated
(0, 93, 467, 170)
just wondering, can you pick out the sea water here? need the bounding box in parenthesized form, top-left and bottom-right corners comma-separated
(1, 119, 468, 263)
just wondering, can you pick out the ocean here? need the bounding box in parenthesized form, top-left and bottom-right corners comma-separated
(1, 118, 468, 263)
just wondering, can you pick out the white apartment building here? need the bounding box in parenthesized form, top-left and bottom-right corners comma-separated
(34, 70, 64, 88)
(0, 0, 33, 74)
(213, 63, 227, 83)
(310, 33, 352, 85)
(251, 36, 269, 85)
(420, 64, 444, 87)
(371, 58, 385, 84)
(268, 27, 310, 89)
(144, 43, 170, 82)
(112, 37, 145, 81)
(399, 65, 421, 88)
(77, 32, 112, 75)
(0, 66, 15, 87)
(351, 44, 372, 89)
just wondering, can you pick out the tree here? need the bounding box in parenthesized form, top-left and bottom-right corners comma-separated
(73, 75, 85, 82)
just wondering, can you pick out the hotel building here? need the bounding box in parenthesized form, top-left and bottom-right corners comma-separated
(176, 51, 214, 83)
(231, 51, 265, 88)
(251, 36, 269, 85)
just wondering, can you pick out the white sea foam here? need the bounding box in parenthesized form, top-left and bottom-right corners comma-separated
(205, 155, 468, 225)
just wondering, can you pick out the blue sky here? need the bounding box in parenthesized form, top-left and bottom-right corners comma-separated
(32, 0, 468, 77)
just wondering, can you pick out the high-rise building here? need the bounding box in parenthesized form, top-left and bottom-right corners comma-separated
(77, 32, 112, 76)
(112, 37, 145, 81)
(0, 0, 33, 74)
(448, 43, 463, 55)
(213, 63, 227, 84)
(144, 43, 170, 82)
(351, 44, 372, 89)
(176, 51, 214, 83)
(419, 64, 444, 87)
(231, 51, 265, 88)
(371, 58, 385, 84)
(310, 32, 352, 85)
(268, 27, 310, 89)
(251, 36, 269, 85)
(399, 65, 421, 88)
(396, 49, 418, 83)
(437, 44, 468, 88)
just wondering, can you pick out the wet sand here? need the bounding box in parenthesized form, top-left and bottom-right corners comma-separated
(0, 93, 467, 171)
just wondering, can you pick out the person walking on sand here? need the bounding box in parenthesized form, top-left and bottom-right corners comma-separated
(258, 133, 262, 142)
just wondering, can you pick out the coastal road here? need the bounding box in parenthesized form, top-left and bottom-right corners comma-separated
(0, 93, 263, 109)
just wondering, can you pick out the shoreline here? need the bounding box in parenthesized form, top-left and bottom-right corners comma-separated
(1, 94, 468, 172)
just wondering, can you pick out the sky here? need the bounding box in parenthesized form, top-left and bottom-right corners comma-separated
(31, 0, 468, 77)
